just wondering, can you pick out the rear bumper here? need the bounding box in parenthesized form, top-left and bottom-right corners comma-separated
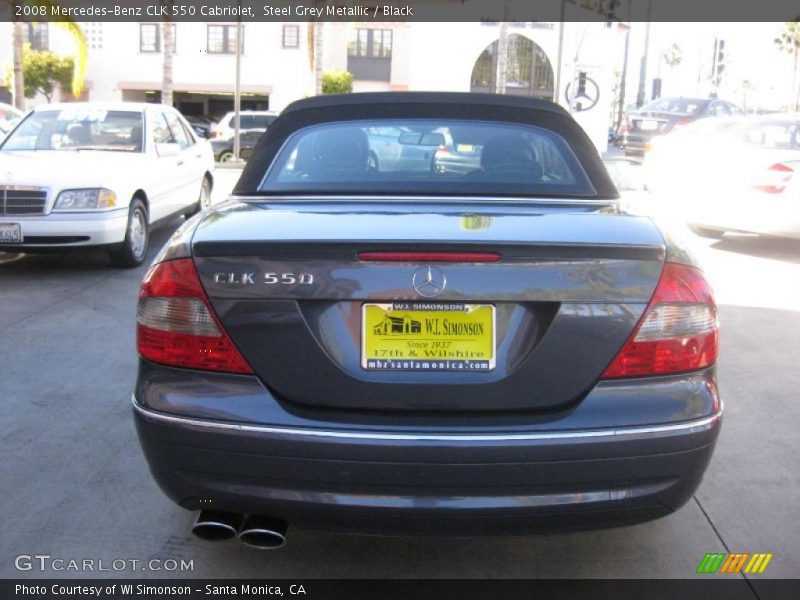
(133, 363, 722, 536)
(619, 132, 658, 153)
(687, 197, 800, 239)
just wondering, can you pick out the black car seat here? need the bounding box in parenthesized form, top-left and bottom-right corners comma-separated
(310, 127, 370, 179)
(66, 123, 92, 146)
(129, 125, 143, 151)
(478, 134, 543, 181)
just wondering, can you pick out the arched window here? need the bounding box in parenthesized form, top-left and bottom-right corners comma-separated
(470, 34, 554, 101)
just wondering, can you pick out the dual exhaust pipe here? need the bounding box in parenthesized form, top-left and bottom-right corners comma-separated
(191, 510, 287, 549)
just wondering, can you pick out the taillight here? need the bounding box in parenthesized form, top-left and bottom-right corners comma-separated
(669, 117, 692, 133)
(754, 163, 793, 194)
(601, 263, 718, 379)
(136, 258, 253, 374)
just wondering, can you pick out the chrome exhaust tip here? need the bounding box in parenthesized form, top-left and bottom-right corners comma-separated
(191, 510, 243, 541)
(238, 515, 288, 549)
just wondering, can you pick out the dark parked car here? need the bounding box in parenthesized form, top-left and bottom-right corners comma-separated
(210, 130, 264, 162)
(185, 115, 214, 139)
(619, 96, 743, 155)
(133, 93, 721, 548)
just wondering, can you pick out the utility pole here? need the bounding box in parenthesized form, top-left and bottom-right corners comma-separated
(555, 0, 566, 105)
(635, 0, 652, 107)
(496, 20, 509, 94)
(617, 22, 631, 133)
(233, 5, 242, 160)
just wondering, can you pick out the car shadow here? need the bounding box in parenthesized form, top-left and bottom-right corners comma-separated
(709, 235, 800, 264)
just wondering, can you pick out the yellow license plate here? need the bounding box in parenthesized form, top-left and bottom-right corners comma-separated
(361, 303, 495, 371)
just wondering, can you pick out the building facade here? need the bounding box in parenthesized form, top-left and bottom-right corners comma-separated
(325, 21, 620, 150)
(0, 20, 621, 150)
(0, 21, 313, 117)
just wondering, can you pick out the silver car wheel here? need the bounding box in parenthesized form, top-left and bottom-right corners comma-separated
(129, 207, 147, 259)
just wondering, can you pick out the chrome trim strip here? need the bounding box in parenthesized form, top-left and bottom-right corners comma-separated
(229, 194, 616, 206)
(132, 396, 721, 442)
(0, 185, 46, 192)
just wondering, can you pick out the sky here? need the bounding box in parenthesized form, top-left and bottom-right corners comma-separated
(623, 22, 796, 111)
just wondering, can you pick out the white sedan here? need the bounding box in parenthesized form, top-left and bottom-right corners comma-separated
(646, 114, 800, 240)
(0, 102, 215, 267)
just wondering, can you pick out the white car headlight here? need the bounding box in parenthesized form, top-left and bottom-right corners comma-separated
(54, 188, 117, 210)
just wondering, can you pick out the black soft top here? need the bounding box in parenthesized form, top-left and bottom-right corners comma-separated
(235, 92, 616, 199)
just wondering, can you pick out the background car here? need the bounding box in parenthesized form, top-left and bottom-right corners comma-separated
(185, 115, 214, 139)
(618, 96, 744, 156)
(0, 102, 215, 266)
(133, 93, 721, 548)
(210, 130, 264, 162)
(647, 113, 800, 240)
(212, 110, 278, 140)
(645, 115, 745, 194)
(366, 125, 440, 171)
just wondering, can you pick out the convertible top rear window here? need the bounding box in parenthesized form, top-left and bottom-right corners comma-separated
(259, 120, 596, 197)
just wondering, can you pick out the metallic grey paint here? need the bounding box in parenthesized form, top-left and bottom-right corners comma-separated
(134, 96, 718, 535)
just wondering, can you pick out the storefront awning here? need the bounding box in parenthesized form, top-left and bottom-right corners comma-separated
(118, 82, 272, 95)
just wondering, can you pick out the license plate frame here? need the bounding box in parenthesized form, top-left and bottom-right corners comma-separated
(361, 302, 496, 371)
(639, 119, 660, 131)
(0, 223, 22, 244)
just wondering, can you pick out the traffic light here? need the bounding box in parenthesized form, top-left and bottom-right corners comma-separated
(605, 0, 616, 27)
(716, 40, 726, 77)
(652, 78, 662, 99)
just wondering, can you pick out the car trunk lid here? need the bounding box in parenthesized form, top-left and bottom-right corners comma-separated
(191, 200, 666, 413)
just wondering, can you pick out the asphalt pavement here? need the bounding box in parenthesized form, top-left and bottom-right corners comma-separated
(1, 168, 798, 586)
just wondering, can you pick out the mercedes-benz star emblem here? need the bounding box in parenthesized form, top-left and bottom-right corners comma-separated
(412, 265, 447, 298)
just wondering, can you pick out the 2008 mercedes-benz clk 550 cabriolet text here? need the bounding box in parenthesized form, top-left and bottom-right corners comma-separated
(133, 93, 722, 549)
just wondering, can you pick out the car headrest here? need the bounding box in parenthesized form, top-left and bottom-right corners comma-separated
(67, 123, 92, 145)
(129, 125, 143, 150)
(313, 127, 369, 171)
(480, 134, 539, 171)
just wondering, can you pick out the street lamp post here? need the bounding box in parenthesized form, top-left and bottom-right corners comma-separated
(635, 0, 652, 107)
(233, 16, 242, 161)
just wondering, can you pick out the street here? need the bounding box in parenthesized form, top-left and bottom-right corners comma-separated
(1, 168, 798, 584)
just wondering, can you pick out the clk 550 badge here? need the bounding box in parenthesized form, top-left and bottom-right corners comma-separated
(214, 272, 314, 285)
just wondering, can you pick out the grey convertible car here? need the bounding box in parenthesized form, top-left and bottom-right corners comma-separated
(133, 93, 721, 549)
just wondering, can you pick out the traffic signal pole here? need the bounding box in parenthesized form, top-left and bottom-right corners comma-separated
(635, 0, 652, 107)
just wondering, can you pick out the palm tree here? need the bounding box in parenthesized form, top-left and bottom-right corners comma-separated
(307, 1, 326, 95)
(313, 23, 324, 95)
(9, 0, 87, 109)
(12, 19, 24, 109)
(660, 42, 681, 95)
(161, 16, 174, 106)
(774, 21, 800, 110)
